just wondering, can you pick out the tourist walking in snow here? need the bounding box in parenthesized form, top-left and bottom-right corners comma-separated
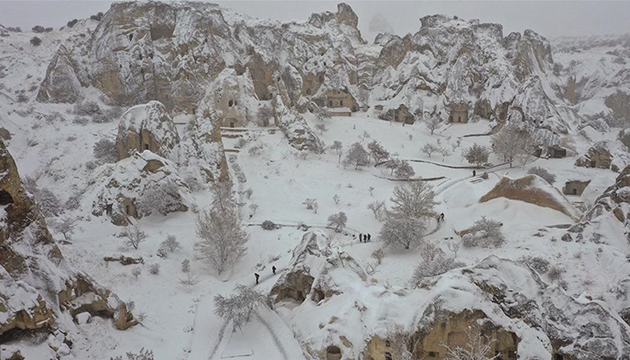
(272, 266, 276, 275)
(255, 273, 260, 285)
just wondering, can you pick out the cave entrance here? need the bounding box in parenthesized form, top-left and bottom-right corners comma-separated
(0, 189, 14, 206)
(326, 345, 341, 360)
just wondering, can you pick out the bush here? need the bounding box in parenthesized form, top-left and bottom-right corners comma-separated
(184, 175, 203, 192)
(92, 106, 123, 123)
(523, 256, 550, 274)
(37, 188, 62, 217)
(132, 267, 141, 279)
(32, 25, 46, 33)
(90, 12, 104, 21)
(67, 19, 78, 28)
(261, 220, 280, 230)
(371, 248, 385, 265)
(181, 259, 190, 273)
(463, 217, 505, 248)
(149, 264, 160, 275)
(528, 166, 556, 184)
(73, 100, 101, 116)
(30, 36, 42, 46)
(548, 265, 564, 281)
(73, 116, 89, 125)
(93, 139, 117, 163)
(411, 255, 465, 285)
(16, 94, 28, 103)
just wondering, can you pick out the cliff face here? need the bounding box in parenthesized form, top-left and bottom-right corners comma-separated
(0, 140, 136, 340)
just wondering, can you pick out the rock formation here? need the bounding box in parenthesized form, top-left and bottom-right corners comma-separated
(83, 150, 191, 225)
(479, 175, 581, 220)
(116, 100, 180, 161)
(0, 140, 136, 341)
(36, 45, 84, 104)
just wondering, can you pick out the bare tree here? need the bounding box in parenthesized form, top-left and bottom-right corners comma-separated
(179, 273, 200, 288)
(367, 140, 390, 164)
(447, 240, 461, 258)
(367, 200, 385, 220)
(395, 160, 415, 179)
(315, 122, 328, 135)
(195, 207, 248, 275)
(443, 327, 497, 360)
(120, 225, 148, 250)
(385, 158, 402, 175)
(214, 285, 268, 331)
(342, 142, 370, 170)
(462, 217, 505, 248)
(257, 105, 273, 127)
(333, 194, 340, 204)
(360, 130, 371, 143)
(210, 181, 236, 211)
(424, 115, 442, 135)
(463, 144, 490, 168)
(384, 325, 419, 360)
(327, 212, 348, 232)
(93, 138, 117, 163)
(527, 166, 556, 184)
(50, 216, 76, 241)
(249, 204, 259, 215)
(371, 248, 385, 265)
(421, 143, 440, 158)
(491, 127, 534, 167)
(330, 141, 343, 163)
(161, 234, 181, 252)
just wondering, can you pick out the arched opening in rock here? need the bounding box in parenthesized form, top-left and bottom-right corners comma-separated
(228, 100, 234, 107)
(554, 355, 564, 360)
(0, 189, 14, 206)
(384, 352, 392, 360)
(326, 345, 341, 360)
(306, 88, 311, 95)
(311, 288, 325, 303)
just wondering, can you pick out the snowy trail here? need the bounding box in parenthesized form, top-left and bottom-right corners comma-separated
(187, 294, 228, 360)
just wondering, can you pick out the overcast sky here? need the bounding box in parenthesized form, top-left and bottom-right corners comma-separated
(1, 1, 629, 41)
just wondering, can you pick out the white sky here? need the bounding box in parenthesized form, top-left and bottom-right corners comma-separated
(1, 1, 629, 41)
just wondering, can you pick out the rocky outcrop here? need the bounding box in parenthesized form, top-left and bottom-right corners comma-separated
(605, 90, 630, 124)
(116, 101, 180, 161)
(0, 140, 136, 339)
(575, 140, 630, 172)
(83, 151, 191, 225)
(274, 99, 325, 153)
(36, 45, 84, 104)
(480, 175, 581, 220)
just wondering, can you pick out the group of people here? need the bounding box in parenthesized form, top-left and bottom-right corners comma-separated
(254, 265, 277, 285)
(359, 233, 372, 243)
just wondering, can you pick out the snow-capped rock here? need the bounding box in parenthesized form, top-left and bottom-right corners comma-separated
(83, 151, 191, 225)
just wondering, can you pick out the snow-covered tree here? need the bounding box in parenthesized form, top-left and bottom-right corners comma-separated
(160, 234, 181, 252)
(214, 285, 268, 331)
(463, 143, 490, 168)
(330, 141, 343, 163)
(463, 217, 505, 248)
(367, 140, 390, 164)
(395, 160, 415, 179)
(380, 215, 426, 250)
(371, 248, 385, 265)
(424, 115, 442, 135)
(210, 181, 236, 211)
(389, 182, 437, 220)
(93, 138, 117, 163)
(195, 207, 248, 275)
(421, 143, 440, 158)
(527, 166, 556, 184)
(411, 254, 465, 285)
(181, 259, 190, 273)
(257, 105, 273, 127)
(444, 327, 496, 360)
(138, 182, 184, 216)
(50, 216, 76, 241)
(385, 158, 402, 175)
(120, 225, 148, 250)
(342, 142, 370, 170)
(492, 127, 534, 167)
(315, 107, 332, 123)
(327, 212, 347, 232)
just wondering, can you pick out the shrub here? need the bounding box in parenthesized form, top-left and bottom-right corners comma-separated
(30, 36, 42, 46)
(85, 160, 98, 170)
(523, 256, 550, 274)
(93, 138, 117, 163)
(149, 264, 160, 275)
(463, 143, 490, 168)
(110, 348, 155, 360)
(137, 182, 183, 216)
(90, 12, 104, 21)
(73, 116, 89, 125)
(16, 94, 28, 103)
(131, 267, 141, 279)
(261, 220, 280, 230)
(411, 254, 465, 285)
(528, 166, 556, 184)
(67, 19, 78, 28)
(92, 106, 123, 123)
(32, 25, 46, 33)
(548, 265, 564, 281)
(73, 100, 101, 116)
(463, 217, 505, 248)
(181, 259, 190, 273)
(371, 248, 385, 265)
(161, 234, 181, 252)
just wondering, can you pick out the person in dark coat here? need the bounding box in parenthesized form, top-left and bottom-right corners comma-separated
(272, 266, 276, 275)
(440, 213, 445, 221)
(473, 170, 476, 177)
(255, 273, 260, 285)
(367, 233, 371, 242)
